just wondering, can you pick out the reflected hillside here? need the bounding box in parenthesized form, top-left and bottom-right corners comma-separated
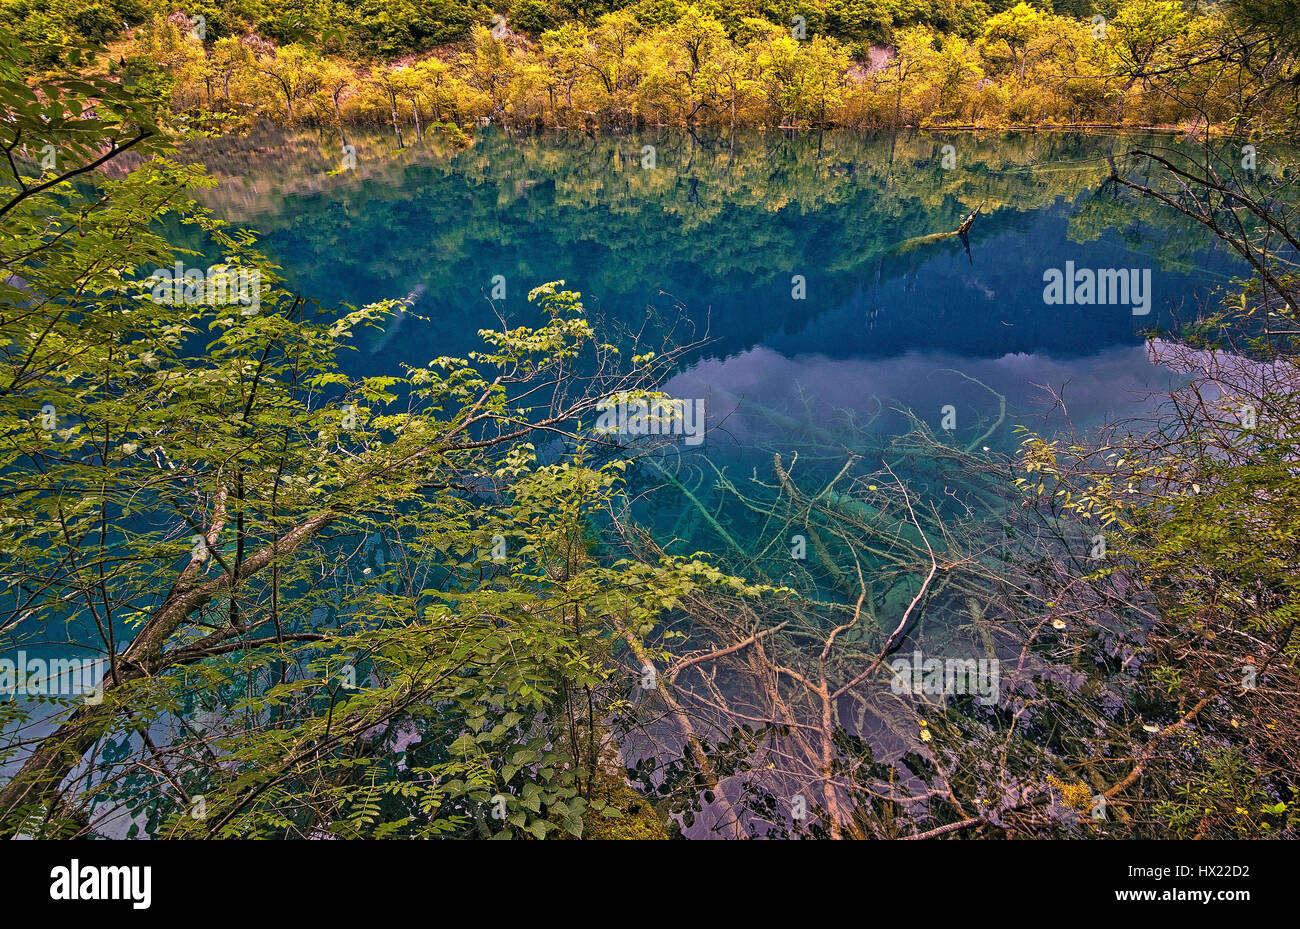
(187, 127, 1249, 374)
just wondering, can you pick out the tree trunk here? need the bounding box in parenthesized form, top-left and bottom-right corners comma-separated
(333, 88, 348, 147)
(409, 97, 422, 141)
(387, 88, 404, 148)
(0, 509, 339, 836)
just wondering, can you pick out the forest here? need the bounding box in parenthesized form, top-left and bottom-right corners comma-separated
(0, 0, 1298, 844)
(3, 0, 1298, 132)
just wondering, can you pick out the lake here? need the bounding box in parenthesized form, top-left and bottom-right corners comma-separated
(187, 126, 1243, 535)
(180, 126, 1247, 835)
(0, 125, 1251, 838)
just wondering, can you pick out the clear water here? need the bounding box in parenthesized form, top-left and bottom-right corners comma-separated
(4, 127, 1252, 836)
(188, 126, 1243, 526)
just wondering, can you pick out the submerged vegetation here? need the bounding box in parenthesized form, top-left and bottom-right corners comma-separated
(1, 1, 1299, 840)
(619, 332, 1300, 838)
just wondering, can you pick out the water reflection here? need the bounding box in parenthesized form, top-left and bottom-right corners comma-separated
(188, 126, 1241, 377)
(187, 128, 1248, 836)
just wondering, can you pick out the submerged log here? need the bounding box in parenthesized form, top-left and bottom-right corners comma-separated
(890, 202, 984, 255)
(956, 202, 983, 236)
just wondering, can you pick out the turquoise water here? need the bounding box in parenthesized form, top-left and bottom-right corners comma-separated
(189, 127, 1243, 550)
(2, 127, 1253, 837)
(192, 128, 1239, 374)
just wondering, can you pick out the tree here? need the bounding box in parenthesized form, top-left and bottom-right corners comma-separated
(210, 35, 255, 106)
(464, 23, 515, 119)
(411, 56, 464, 126)
(0, 31, 766, 839)
(371, 64, 411, 147)
(662, 6, 729, 125)
(1108, 0, 1190, 92)
(757, 34, 850, 127)
(981, 1, 1047, 80)
(255, 42, 324, 124)
(539, 22, 588, 118)
(313, 57, 356, 145)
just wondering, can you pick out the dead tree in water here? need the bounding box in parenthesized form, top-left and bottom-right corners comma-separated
(612, 356, 1299, 839)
